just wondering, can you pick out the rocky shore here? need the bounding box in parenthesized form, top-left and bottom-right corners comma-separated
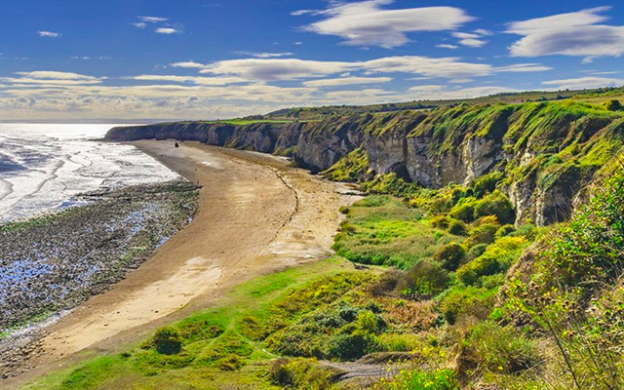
(0, 181, 199, 379)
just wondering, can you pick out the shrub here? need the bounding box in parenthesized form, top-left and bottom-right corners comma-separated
(605, 99, 623, 111)
(457, 236, 529, 285)
(434, 242, 466, 271)
(431, 216, 450, 229)
(409, 261, 451, 298)
(329, 333, 373, 360)
(440, 286, 497, 325)
(466, 243, 488, 261)
(496, 224, 516, 238)
(152, 327, 182, 355)
(449, 197, 478, 223)
(377, 369, 460, 390)
(448, 219, 468, 236)
(465, 223, 499, 248)
(458, 322, 540, 376)
(471, 172, 504, 197)
(475, 191, 515, 225)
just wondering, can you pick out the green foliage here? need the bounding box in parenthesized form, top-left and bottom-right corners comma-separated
(457, 236, 529, 286)
(376, 369, 460, 390)
(333, 196, 456, 268)
(322, 148, 371, 182)
(457, 322, 540, 376)
(270, 358, 344, 390)
(604, 99, 623, 111)
(471, 172, 504, 197)
(152, 327, 182, 355)
(449, 197, 478, 223)
(433, 242, 466, 271)
(447, 219, 468, 236)
(408, 261, 451, 298)
(474, 191, 515, 225)
(439, 285, 498, 325)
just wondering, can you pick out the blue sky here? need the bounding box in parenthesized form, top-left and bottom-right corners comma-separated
(1, 0, 624, 121)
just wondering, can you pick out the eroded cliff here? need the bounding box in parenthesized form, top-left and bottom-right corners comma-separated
(106, 101, 624, 226)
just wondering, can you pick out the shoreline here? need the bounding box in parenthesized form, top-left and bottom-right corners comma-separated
(5, 140, 361, 389)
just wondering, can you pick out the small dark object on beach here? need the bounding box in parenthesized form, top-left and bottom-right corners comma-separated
(174, 142, 179, 148)
(353, 262, 370, 270)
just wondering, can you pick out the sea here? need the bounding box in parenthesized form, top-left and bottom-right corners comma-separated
(0, 123, 179, 223)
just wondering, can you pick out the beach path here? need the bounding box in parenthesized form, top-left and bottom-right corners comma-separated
(8, 141, 359, 387)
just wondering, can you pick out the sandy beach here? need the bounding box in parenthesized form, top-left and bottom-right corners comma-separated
(5, 140, 360, 388)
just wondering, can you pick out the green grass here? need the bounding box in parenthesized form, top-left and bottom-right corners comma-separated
(20, 258, 362, 390)
(333, 196, 463, 269)
(204, 119, 305, 125)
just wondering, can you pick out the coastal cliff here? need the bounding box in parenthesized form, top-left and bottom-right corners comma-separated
(106, 101, 624, 226)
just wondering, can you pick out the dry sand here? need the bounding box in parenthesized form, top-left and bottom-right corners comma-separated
(6, 141, 361, 388)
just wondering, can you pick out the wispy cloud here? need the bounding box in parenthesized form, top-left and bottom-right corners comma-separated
(297, 0, 474, 48)
(38, 31, 61, 38)
(139, 16, 168, 23)
(436, 44, 459, 50)
(234, 52, 293, 58)
(452, 32, 487, 48)
(507, 7, 624, 60)
(155, 28, 181, 34)
(542, 76, 624, 90)
(303, 76, 392, 87)
(131, 22, 147, 29)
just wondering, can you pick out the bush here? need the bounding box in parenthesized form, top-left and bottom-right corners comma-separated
(605, 99, 623, 111)
(152, 327, 182, 355)
(431, 216, 450, 229)
(434, 242, 466, 271)
(475, 191, 515, 225)
(449, 197, 478, 223)
(457, 236, 529, 285)
(329, 333, 372, 360)
(496, 224, 516, 238)
(409, 261, 451, 297)
(465, 223, 499, 248)
(447, 219, 468, 236)
(440, 286, 496, 325)
(458, 322, 540, 376)
(377, 369, 460, 390)
(466, 243, 488, 261)
(471, 172, 503, 197)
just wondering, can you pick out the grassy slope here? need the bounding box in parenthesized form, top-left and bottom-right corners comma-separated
(21, 258, 355, 390)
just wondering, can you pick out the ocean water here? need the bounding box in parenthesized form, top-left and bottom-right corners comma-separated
(0, 124, 179, 222)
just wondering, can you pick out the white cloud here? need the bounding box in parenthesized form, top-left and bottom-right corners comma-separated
(458, 38, 487, 48)
(170, 61, 206, 69)
(448, 78, 474, 84)
(38, 31, 60, 38)
(199, 58, 356, 80)
(303, 76, 392, 87)
(234, 52, 294, 58)
(474, 29, 494, 36)
(126, 75, 249, 85)
(404, 85, 520, 100)
(131, 22, 147, 29)
(15, 71, 101, 81)
(139, 16, 168, 23)
(301, 0, 474, 48)
(156, 28, 180, 34)
(452, 32, 487, 47)
(437, 44, 459, 50)
(507, 7, 624, 58)
(178, 56, 550, 81)
(361, 56, 492, 78)
(495, 63, 552, 72)
(542, 76, 624, 90)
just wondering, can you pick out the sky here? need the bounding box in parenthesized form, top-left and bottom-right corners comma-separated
(1, 0, 624, 121)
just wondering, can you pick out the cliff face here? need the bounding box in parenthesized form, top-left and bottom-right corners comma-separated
(106, 102, 624, 226)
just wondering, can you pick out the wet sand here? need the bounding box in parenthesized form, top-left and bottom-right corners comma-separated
(6, 141, 360, 388)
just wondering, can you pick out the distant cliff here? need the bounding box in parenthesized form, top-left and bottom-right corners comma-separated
(106, 102, 624, 226)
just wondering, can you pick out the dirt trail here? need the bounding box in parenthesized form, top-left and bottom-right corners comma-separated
(6, 141, 360, 389)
